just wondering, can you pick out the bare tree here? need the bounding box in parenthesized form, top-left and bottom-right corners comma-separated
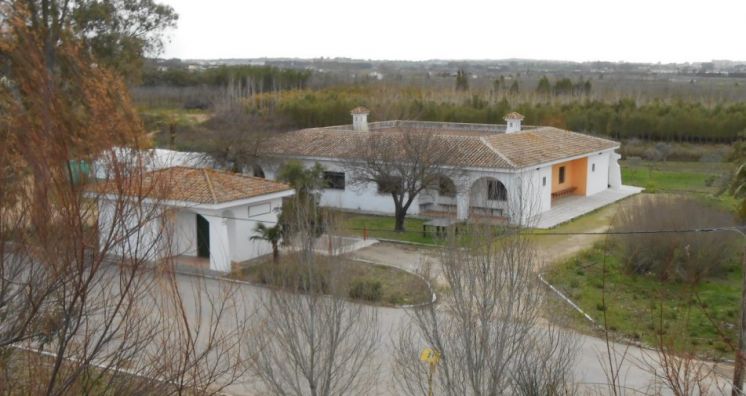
(347, 129, 459, 232)
(205, 103, 296, 175)
(249, 188, 381, 396)
(393, 225, 578, 395)
(0, 9, 253, 394)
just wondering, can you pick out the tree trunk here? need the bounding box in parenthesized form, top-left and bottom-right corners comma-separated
(272, 241, 279, 263)
(394, 206, 406, 233)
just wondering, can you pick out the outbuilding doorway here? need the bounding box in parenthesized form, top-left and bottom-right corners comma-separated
(196, 214, 211, 258)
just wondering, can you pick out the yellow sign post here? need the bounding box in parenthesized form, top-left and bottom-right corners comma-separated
(420, 348, 441, 396)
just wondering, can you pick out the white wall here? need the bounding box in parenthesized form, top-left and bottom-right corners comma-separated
(586, 150, 612, 196)
(97, 200, 167, 262)
(100, 196, 285, 272)
(173, 211, 197, 256)
(263, 159, 420, 216)
(226, 198, 282, 262)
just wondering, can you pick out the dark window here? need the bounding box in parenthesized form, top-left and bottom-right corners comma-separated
(252, 165, 265, 179)
(438, 176, 456, 197)
(196, 214, 210, 258)
(542, 176, 546, 187)
(558, 166, 566, 184)
(592, 163, 596, 172)
(487, 180, 507, 201)
(323, 171, 345, 190)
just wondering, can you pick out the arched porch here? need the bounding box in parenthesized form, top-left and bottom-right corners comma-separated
(455, 176, 510, 222)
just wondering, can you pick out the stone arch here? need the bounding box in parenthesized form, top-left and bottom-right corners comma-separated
(420, 174, 459, 214)
(469, 176, 509, 218)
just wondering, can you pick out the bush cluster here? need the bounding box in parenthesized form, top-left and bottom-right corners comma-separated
(348, 279, 383, 302)
(612, 195, 737, 283)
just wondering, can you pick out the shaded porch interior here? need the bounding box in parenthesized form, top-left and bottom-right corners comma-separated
(551, 158, 587, 202)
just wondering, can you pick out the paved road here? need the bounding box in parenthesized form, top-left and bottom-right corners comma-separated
(171, 268, 730, 395)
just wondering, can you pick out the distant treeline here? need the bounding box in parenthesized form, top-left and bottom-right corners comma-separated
(248, 87, 746, 143)
(141, 65, 312, 91)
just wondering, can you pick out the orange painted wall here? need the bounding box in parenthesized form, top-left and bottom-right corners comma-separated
(551, 158, 587, 196)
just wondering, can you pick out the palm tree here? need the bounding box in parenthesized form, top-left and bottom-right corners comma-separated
(251, 223, 283, 263)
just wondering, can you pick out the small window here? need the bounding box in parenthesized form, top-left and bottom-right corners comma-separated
(249, 203, 271, 217)
(487, 180, 507, 201)
(542, 176, 546, 187)
(558, 166, 566, 184)
(592, 163, 596, 172)
(437, 176, 456, 197)
(323, 171, 345, 190)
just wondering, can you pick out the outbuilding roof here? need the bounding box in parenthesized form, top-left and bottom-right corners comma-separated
(503, 112, 525, 120)
(350, 106, 370, 114)
(261, 124, 619, 170)
(89, 166, 293, 204)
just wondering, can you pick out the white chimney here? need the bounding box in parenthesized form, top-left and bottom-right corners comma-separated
(504, 112, 525, 133)
(350, 106, 370, 132)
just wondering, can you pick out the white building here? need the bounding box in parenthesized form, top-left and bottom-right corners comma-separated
(255, 108, 640, 227)
(90, 166, 294, 272)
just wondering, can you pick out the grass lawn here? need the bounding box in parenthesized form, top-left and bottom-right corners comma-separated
(620, 160, 730, 194)
(546, 244, 741, 359)
(332, 211, 439, 245)
(231, 255, 432, 306)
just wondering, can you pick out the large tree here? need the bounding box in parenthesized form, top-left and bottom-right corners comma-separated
(348, 129, 457, 232)
(6, 0, 177, 81)
(0, 6, 250, 393)
(393, 225, 578, 395)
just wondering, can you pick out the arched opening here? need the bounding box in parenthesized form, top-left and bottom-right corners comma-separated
(469, 177, 509, 218)
(252, 165, 265, 179)
(420, 175, 458, 215)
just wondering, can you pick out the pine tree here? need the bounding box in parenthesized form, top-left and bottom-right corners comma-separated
(509, 80, 520, 94)
(536, 75, 551, 95)
(456, 69, 469, 91)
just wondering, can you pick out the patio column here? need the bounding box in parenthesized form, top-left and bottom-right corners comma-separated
(205, 215, 231, 272)
(608, 152, 622, 189)
(456, 191, 469, 220)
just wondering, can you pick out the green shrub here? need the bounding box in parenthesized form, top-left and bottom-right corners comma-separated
(257, 264, 328, 294)
(349, 279, 383, 302)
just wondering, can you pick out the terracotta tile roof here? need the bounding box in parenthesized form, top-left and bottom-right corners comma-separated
(89, 166, 292, 204)
(503, 112, 525, 120)
(262, 125, 619, 170)
(350, 106, 370, 114)
(483, 127, 619, 168)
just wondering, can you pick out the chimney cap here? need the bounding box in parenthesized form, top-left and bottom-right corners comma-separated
(350, 106, 370, 115)
(504, 112, 525, 121)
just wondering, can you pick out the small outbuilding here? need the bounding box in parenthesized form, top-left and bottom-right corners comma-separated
(90, 166, 294, 272)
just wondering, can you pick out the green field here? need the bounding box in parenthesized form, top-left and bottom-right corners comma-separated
(333, 212, 438, 245)
(621, 160, 730, 193)
(546, 244, 741, 359)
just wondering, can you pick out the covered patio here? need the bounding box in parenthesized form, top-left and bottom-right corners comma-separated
(533, 185, 643, 229)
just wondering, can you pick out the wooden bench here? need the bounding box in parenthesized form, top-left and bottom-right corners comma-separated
(551, 186, 577, 199)
(422, 218, 459, 238)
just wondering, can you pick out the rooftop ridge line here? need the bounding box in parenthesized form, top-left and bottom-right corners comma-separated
(201, 168, 218, 204)
(479, 136, 517, 169)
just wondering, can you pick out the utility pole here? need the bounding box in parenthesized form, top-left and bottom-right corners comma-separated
(732, 228, 746, 396)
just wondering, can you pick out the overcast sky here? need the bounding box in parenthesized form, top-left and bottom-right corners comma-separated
(159, 0, 745, 63)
